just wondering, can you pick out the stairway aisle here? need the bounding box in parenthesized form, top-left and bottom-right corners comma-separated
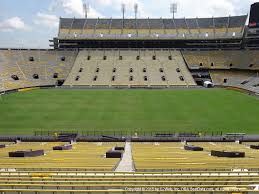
(115, 141, 135, 172)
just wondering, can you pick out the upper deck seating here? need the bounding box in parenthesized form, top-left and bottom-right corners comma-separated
(58, 15, 246, 39)
(95, 19, 111, 34)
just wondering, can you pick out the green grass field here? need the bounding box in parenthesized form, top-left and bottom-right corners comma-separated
(0, 88, 258, 135)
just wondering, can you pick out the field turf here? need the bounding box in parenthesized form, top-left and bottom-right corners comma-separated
(0, 88, 258, 135)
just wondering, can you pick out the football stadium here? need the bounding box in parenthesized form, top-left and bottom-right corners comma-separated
(0, 1, 259, 193)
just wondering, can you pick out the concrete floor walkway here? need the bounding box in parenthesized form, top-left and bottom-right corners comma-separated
(115, 141, 135, 172)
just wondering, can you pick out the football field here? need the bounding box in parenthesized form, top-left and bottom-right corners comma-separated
(0, 88, 258, 135)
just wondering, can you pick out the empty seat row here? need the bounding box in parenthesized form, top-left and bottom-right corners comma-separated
(74, 75, 183, 82)
(85, 55, 174, 61)
(11, 73, 60, 80)
(78, 67, 181, 73)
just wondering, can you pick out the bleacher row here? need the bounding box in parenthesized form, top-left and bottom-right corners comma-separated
(64, 50, 196, 87)
(0, 50, 77, 92)
(0, 172, 258, 193)
(59, 15, 247, 39)
(0, 142, 259, 193)
(0, 173, 258, 193)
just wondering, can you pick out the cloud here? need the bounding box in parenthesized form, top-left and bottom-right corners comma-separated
(49, 0, 103, 18)
(34, 12, 59, 28)
(92, 0, 150, 18)
(60, 0, 84, 16)
(0, 17, 28, 32)
(209, 0, 236, 16)
(145, 0, 251, 18)
(173, 0, 236, 18)
(88, 6, 105, 18)
(48, 0, 253, 19)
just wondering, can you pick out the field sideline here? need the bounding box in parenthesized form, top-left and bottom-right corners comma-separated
(0, 88, 258, 135)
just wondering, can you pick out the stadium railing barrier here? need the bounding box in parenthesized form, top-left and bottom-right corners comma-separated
(34, 130, 223, 137)
(1, 135, 258, 142)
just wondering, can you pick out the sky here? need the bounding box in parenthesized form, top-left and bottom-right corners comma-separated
(0, 0, 257, 48)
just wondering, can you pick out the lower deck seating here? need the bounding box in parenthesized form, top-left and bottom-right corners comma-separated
(0, 170, 257, 193)
(1, 142, 259, 171)
(0, 142, 120, 169)
(210, 70, 259, 93)
(0, 142, 259, 192)
(132, 142, 259, 171)
(243, 77, 259, 93)
(182, 50, 259, 70)
(64, 49, 196, 87)
(0, 50, 78, 92)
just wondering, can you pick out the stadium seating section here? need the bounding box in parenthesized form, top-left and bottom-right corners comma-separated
(0, 50, 77, 91)
(64, 50, 196, 87)
(132, 142, 259, 171)
(210, 70, 259, 93)
(182, 50, 259, 70)
(0, 142, 259, 193)
(1, 49, 259, 93)
(0, 170, 258, 193)
(182, 50, 259, 93)
(0, 142, 120, 170)
(58, 15, 247, 39)
(2, 142, 259, 171)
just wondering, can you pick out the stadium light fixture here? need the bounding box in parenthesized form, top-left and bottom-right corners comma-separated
(121, 3, 126, 14)
(134, 3, 138, 34)
(83, 2, 90, 19)
(134, 3, 138, 20)
(170, 2, 178, 19)
(121, 3, 126, 28)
